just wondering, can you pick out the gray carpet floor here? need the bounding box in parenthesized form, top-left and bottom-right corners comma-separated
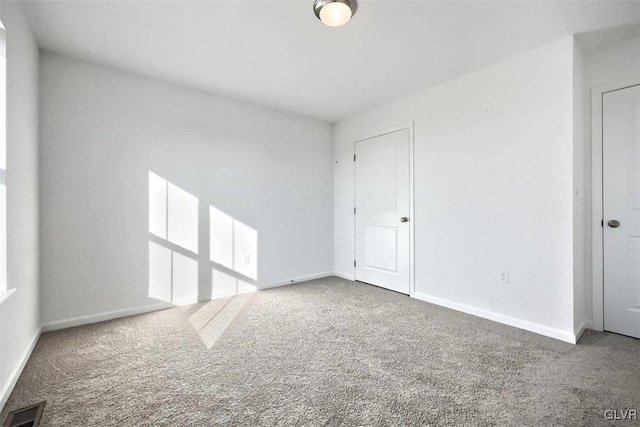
(2, 277, 639, 426)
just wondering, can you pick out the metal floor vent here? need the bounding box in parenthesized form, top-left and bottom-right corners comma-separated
(3, 402, 45, 427)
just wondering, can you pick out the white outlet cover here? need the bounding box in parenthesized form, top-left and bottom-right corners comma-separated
(499, 271, 510, 284)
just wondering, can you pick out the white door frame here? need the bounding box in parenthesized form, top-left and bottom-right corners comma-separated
(591, 78, 640, 331)
(353, 122, 415, 297)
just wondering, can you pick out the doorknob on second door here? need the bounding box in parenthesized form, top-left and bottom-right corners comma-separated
(400, 217, 409, 223)
(608, 219, 620, 228)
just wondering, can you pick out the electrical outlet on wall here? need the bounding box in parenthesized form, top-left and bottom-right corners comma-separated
(244, 255, 251, 265)
(499, 271, 510, 284)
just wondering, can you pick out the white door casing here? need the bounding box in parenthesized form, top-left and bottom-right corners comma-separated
(603, 84, 640, 339)
(355, 128, 411, 294)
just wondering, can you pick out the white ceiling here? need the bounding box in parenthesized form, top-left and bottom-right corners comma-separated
(21, 0, 640, 122)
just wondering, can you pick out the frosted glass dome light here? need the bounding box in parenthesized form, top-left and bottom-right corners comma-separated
(314, 0, 357, 27)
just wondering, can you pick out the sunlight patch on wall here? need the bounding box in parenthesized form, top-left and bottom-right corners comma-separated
(209, 206, 233, 270)
(148, 242, 199, 305)
(149, 171, 260, 306)
(210, 269, 259, 299)
(148, 171, 199, 305)
(148, 171, 168, 240)
(237, 280, 257, 295)
(233, 221, 258, 281)
(211, 269, 236, 299)
(171, 251, 198, 304)
(209, 205, 258, 281)
(168, 183, 198, 254)
(149, 171, 198, 254)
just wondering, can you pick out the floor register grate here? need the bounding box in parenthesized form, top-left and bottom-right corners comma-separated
(3, 402, 45, 427)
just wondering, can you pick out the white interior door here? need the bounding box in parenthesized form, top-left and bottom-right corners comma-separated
(603, 84, 640, 339)
(355, 128, 410, 294)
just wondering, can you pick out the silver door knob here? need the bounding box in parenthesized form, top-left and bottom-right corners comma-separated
(400, 217, 409, 223)
(608, 220, 620, 228)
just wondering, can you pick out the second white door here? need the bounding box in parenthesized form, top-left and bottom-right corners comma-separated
(355, 128, 411, 294)
(603, 84, 640, 339)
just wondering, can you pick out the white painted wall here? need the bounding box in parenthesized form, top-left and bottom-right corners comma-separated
(584, 36, 640, 89)
(572, 40, 586, 336)
(335, 36, 579, 341)
(39, 53, 333, 325)
(582, 35, 640, 326)
(0, 1, 40, 409)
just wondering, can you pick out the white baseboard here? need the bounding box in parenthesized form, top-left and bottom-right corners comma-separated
(199, 271, 337, 302)
(574, 319, 592, 342)
(41, 302, 173, 332)
(414, 292, 578, 344)
(264, 271, 334, 288)
(333, 271, 355, 281)
(171, 297, 200, 306)
(0, 327, 41, 411)
(41, 272, 335, 332)
(205, 291, 235, 300)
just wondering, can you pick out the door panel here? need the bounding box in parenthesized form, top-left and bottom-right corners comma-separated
(603, 84, 640, 339)
(359, 143, 398, 210)
(355, 129, 410, 294)
(363, 226, 397, 272)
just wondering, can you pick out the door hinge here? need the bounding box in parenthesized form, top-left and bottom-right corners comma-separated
(354, 207, 356, 214)
(601, 219, 604, 227)
(353, 154, 356, 162)
(354, 260, 357, 267)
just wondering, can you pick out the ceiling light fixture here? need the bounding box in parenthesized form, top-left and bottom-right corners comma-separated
(313, 0, 357, 27)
